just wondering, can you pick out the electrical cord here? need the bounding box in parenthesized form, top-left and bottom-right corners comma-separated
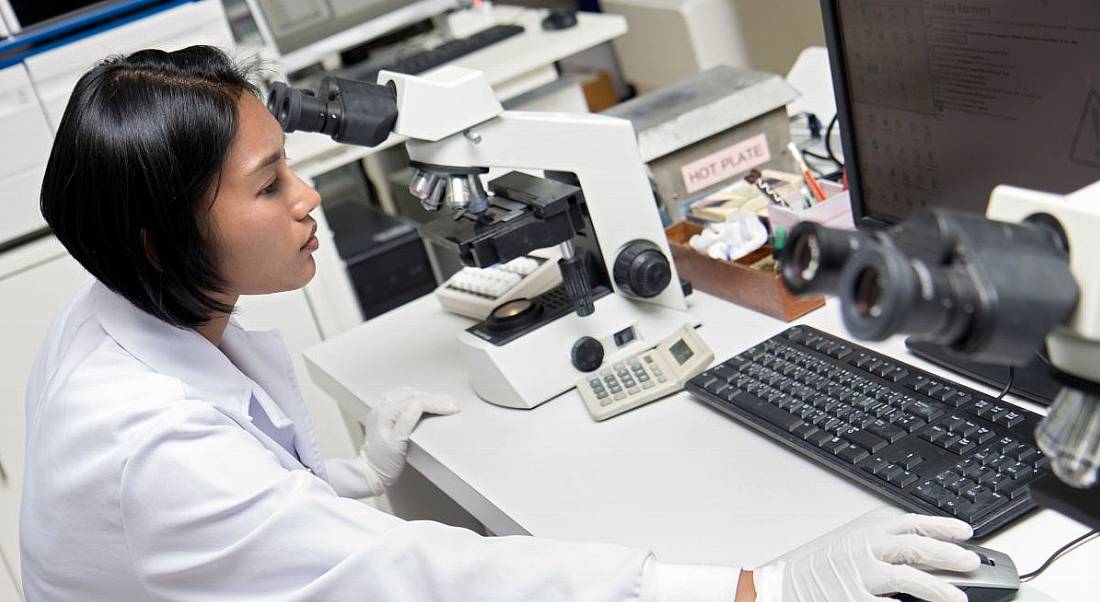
(824, 113, 844, 168)
(1019, 529, 1099, 582)
(995, 365, 1015, 401)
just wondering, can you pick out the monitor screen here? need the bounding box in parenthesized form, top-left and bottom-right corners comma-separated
(826, 0, 1100, 224)
(5, 0, 110, 30)
(256, 0, 427, 55)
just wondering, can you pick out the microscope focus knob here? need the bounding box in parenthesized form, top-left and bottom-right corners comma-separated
(613, 241, 672, 298)
(571, 336, 604, 372)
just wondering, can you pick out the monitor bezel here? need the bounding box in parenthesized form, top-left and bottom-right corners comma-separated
(818, 0, 892, 228)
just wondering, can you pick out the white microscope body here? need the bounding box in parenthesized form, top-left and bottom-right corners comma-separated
(380, 67, 697, 409)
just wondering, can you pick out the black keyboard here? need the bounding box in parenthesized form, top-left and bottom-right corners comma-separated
(344, 24, 524, 84)
(686, 326, 1050, 538)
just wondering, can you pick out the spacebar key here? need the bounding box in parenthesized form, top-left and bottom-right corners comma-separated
(729, 392, 803, 431)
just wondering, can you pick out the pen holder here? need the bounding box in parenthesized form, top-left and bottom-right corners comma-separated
(768, 183, 853, 233)
(666, 221, 825, 321)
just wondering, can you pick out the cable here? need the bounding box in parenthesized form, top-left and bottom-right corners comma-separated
(994, 366, 1015, 401)
(824, 113, 844, 168)
(1019, 529, 1099, 582)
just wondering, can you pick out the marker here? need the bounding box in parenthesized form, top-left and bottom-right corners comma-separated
(787, 142, 827, 202)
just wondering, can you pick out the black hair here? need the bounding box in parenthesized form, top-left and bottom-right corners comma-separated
(40, 45, 261, 328)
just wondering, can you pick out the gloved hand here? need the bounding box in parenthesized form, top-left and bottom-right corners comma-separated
(324, 387, 460, 499)
(753, 514, 981, 602)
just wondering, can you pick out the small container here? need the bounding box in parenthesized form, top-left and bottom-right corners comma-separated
(666, 221, 825, 321)
(767, 182, 853, 233)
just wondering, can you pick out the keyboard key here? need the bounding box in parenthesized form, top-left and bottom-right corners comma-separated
(915, 481, 952, 506)
(863, 456, 890, 475)
(1005, 462, 1034, 481)
(820, 437, 850, 455)
(868, 420, 906, 442)
(896, 452, 924, 470)
(841, 428, 888, 453)
(946, 437, 977, 455)
(890, 470, 918, 488)
(838, 445, 869, 464)
(792, 423, 819, 440)
(880, 464, 904, 483)
(726, 392, 804, 432)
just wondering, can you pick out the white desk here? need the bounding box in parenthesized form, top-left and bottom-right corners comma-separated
(287, 7, 626, 180)
(304, 292, 1098, 600)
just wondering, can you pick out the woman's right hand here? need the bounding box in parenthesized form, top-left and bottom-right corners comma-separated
(752, 514, 981, 602)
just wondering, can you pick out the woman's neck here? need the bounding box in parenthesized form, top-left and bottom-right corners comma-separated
(195, 294, 239, 348)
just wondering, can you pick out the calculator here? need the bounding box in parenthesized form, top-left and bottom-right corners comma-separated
(578, 323, 714, 421)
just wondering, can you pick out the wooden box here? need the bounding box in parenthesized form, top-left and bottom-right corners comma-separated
(666, 221, 824, 321)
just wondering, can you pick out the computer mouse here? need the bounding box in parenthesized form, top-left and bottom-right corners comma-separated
(541, 9, 578, 31)
(894, 542, 1020, 602)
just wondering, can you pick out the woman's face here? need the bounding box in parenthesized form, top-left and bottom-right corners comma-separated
(205, 93, 322, 296)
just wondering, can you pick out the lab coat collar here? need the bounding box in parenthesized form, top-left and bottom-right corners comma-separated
(91, 281, 253, 416)
(90, 281, 328, 478)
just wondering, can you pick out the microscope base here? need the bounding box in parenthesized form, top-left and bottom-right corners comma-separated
(1029, 472, 1100, 531)
(457, 294, 697, 409)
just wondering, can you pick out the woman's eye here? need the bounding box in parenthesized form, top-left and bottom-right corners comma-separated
(261, 178, 280, 195)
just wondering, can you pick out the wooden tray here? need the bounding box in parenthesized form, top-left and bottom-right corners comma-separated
(666, 221, 824, 321)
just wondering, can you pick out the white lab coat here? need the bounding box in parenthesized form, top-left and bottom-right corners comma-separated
(21, 280, 740, 601)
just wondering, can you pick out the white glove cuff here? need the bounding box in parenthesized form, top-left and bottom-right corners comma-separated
(639, 557, 742, 602)
(751, 561, 786, 602)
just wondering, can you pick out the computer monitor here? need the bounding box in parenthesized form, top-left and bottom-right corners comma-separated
(0, 0, 135, 34)
(822, 0, 1100, 227)
(819, 0, 1100, 405)
(245, 0, 458, 72)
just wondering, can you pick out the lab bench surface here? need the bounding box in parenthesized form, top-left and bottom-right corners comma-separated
(304, 292, 1098, 601)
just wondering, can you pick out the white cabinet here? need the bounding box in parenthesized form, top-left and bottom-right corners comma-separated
(0, 64, 52, 244)
(0, 550, 19, 602)
(0, 237, 85, 597)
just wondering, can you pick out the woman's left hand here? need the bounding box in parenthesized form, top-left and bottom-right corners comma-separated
(362, 386, 461, 487)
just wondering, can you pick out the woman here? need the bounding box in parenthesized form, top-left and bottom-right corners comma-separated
(21, 46, 981, 601)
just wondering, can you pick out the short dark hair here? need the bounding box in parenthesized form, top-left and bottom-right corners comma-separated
(41, 45, 261, 328)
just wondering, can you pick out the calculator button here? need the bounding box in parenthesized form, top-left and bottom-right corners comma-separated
(657, 376, 667, 383)
(642, 382, 654, 389)
(600, 398, 613, 406)
(614, 393, 626, 401)
(628, 387, 639, 395)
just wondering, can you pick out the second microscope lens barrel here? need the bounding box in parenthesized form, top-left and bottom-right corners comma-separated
(840, 246, 966, 342)
(781, 222, 875, 295)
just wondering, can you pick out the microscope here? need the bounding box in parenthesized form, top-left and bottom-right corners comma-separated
(776, 181, 1100, 529)
(268, 67, 696, 409)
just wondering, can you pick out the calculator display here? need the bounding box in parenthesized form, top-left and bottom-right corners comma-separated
(669, 339, 694, 365)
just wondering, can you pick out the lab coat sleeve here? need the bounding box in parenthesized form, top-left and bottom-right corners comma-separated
(639, 558, 743, 602)
(119, 402, 654, 602)
(323, 455, 387, 499)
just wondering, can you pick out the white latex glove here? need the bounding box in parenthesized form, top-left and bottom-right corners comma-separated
(753, 514, 981, 602)
(324, 387, 460, 499)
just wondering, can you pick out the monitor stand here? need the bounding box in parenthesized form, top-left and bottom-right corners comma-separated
(904, 339, 1059, 407)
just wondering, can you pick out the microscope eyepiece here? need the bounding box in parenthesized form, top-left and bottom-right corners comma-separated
(779, 210, 1079, 365)
(265, 77, 398, 147)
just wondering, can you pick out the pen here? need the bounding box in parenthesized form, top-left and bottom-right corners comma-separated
(787, 142, 827, 202)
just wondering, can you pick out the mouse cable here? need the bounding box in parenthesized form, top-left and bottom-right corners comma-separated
(1019, 528, 1099, 582)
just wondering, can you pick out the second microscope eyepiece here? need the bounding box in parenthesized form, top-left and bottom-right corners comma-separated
(779, 221, 875, 295)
